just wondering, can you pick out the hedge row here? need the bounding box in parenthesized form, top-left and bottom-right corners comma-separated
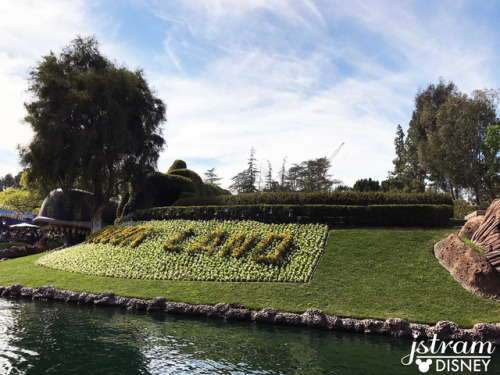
(120, 204, 453, 227)
(172, 191, 453, 207)
(453, 199, 487, 219)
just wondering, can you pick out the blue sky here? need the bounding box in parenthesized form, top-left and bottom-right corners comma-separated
(1, 0, 499, 189)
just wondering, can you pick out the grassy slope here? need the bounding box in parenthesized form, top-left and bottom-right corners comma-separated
(1, 228, 500, 327)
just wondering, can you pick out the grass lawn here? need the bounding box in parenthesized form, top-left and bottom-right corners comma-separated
(1, 228, 500, 327)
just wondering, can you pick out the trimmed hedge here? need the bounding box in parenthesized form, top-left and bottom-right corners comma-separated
(172, 191, 452, 207)
(119, 204, 453, 227)
(453, 199, 487, 219)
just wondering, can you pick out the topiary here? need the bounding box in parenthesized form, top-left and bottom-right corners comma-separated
(167, 159, 187, 173)
(168, 168, 206, 196)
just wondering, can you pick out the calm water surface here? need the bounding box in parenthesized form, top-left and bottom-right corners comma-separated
(0, 298, 499, 374)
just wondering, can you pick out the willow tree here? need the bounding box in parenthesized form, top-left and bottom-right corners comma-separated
(19, 36, 166, 232)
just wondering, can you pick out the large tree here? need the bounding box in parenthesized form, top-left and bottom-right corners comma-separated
(404, 79, 499, 203)
(19, 36, 166, 232)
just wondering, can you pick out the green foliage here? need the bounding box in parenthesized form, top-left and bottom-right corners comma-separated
(353, 178, 380, 192)
(453, 199, 482, 219)
(404, 79, 500, 203)
(203, 183, 231, 197)
(168, 168, 206, 196)
(172, 190, 453, 206)
(0, 187, 43, 215)
(118, 160, 230, 217)
(167, 160, 187, 173)
(86, 225, 156, 248)
(122, 203, 452, 227)
(163, 227, 195, 252)
(251, 233, 293, 265)
(461, 237, 485, 254)
(20, 36, 166, 232)
(0, 242, 27, 250)
(37, 220, 328, 282)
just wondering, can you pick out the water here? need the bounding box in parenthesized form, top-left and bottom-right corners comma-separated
(0, 298, 499, 375)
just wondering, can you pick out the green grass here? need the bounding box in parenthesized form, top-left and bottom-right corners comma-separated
(1, 228, 500, 327)
(461, 236, 485, 254)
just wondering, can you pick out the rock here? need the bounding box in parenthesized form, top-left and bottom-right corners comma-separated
(471, 199, 500, 271)
(410, 323, 432, 339)
(459, 216, 484, 240)
(165, 302, 189, 314)
(361, 319, 385, 334)
(33, 285, 56, 300)
(20, 287, 36, 299)
(383, 318, 412, 338)
(254, 308, 278, 324)
(275, 312, 302, 326)
(147, 297, 167, 312)
(431, 321, 462, 340)
(78, 292, 97, 304)
(326, 316, 343, 330)
(341, 318, 356, 331)
(301, 308, 327, 329)
(54, 289, 78, 302)
(225, 307, 252, 321)
(3, 284, 23, 298)
(126, 298, 148, 311)
(469, 323, 500, 344)
(434, 234, 500, 301)
(94, 292, 118, 306)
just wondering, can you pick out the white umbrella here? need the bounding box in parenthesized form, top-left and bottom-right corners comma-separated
(9, 223, 39, 229)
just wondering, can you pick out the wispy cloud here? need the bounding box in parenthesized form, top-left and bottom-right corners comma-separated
(0, 0, 498, 188)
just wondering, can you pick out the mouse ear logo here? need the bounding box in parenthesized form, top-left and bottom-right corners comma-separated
(415, 359, 432, 373)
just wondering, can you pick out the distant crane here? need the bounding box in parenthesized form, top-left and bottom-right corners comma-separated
(327, 142, 345, 188)
(329, 142, 345, 164)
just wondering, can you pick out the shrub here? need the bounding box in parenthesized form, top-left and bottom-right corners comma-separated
(120, 204, 453, 228)
(167, 159, 187, 172)
(453, 199, 485, 219)
(172, 191, 452, 206)
(168, 168, 206, 196)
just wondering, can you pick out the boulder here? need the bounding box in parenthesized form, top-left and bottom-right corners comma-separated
(301, 308, 328, 329)
(434, 234, 500, 301)
(383, 318, 412, 338)
(459, 216, 484, 240)
(254, 308, 278, 324)
(430, 320, 463, 341)
(471, 199, 500, 271)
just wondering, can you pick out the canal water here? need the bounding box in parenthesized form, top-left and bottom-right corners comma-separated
(0, 298, 499, 374)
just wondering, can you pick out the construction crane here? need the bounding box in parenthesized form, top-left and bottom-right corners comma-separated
(329, 142, 345, 164)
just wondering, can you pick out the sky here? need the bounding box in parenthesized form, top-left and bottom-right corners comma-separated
(1, 0, 499, 190)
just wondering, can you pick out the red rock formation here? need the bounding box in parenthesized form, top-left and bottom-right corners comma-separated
(459, 216, 484, 240)
(471, 199, 500, 272)
(434, 234, 500, 301)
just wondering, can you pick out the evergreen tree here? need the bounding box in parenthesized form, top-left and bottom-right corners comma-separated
(203, 168, 222, 185)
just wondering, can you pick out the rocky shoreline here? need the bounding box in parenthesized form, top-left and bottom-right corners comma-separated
(2, 284, 500, 344)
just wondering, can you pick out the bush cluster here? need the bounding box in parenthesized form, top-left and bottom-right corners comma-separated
(173, 191, 452, 206)
(120, 204, 452, 227)
(453, 199, 487, 219)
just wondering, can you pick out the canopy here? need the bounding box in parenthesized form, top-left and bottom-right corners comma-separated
(9, 223, 39, 229)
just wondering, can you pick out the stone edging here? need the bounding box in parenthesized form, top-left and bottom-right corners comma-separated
(1, 284, 499, 344)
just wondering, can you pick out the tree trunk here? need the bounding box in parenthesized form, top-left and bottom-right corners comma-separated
(90, 204, 105, 234)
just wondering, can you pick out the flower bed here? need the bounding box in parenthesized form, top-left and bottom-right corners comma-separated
(37, 220, 328, 282)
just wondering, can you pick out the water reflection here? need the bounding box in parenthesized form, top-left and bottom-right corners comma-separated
(0, 298, 499, 374)
(0, 300, 38, 374)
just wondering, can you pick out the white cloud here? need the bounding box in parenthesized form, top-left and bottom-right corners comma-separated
(0, 0, 97, 175)
(1, 0, 499, 192)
